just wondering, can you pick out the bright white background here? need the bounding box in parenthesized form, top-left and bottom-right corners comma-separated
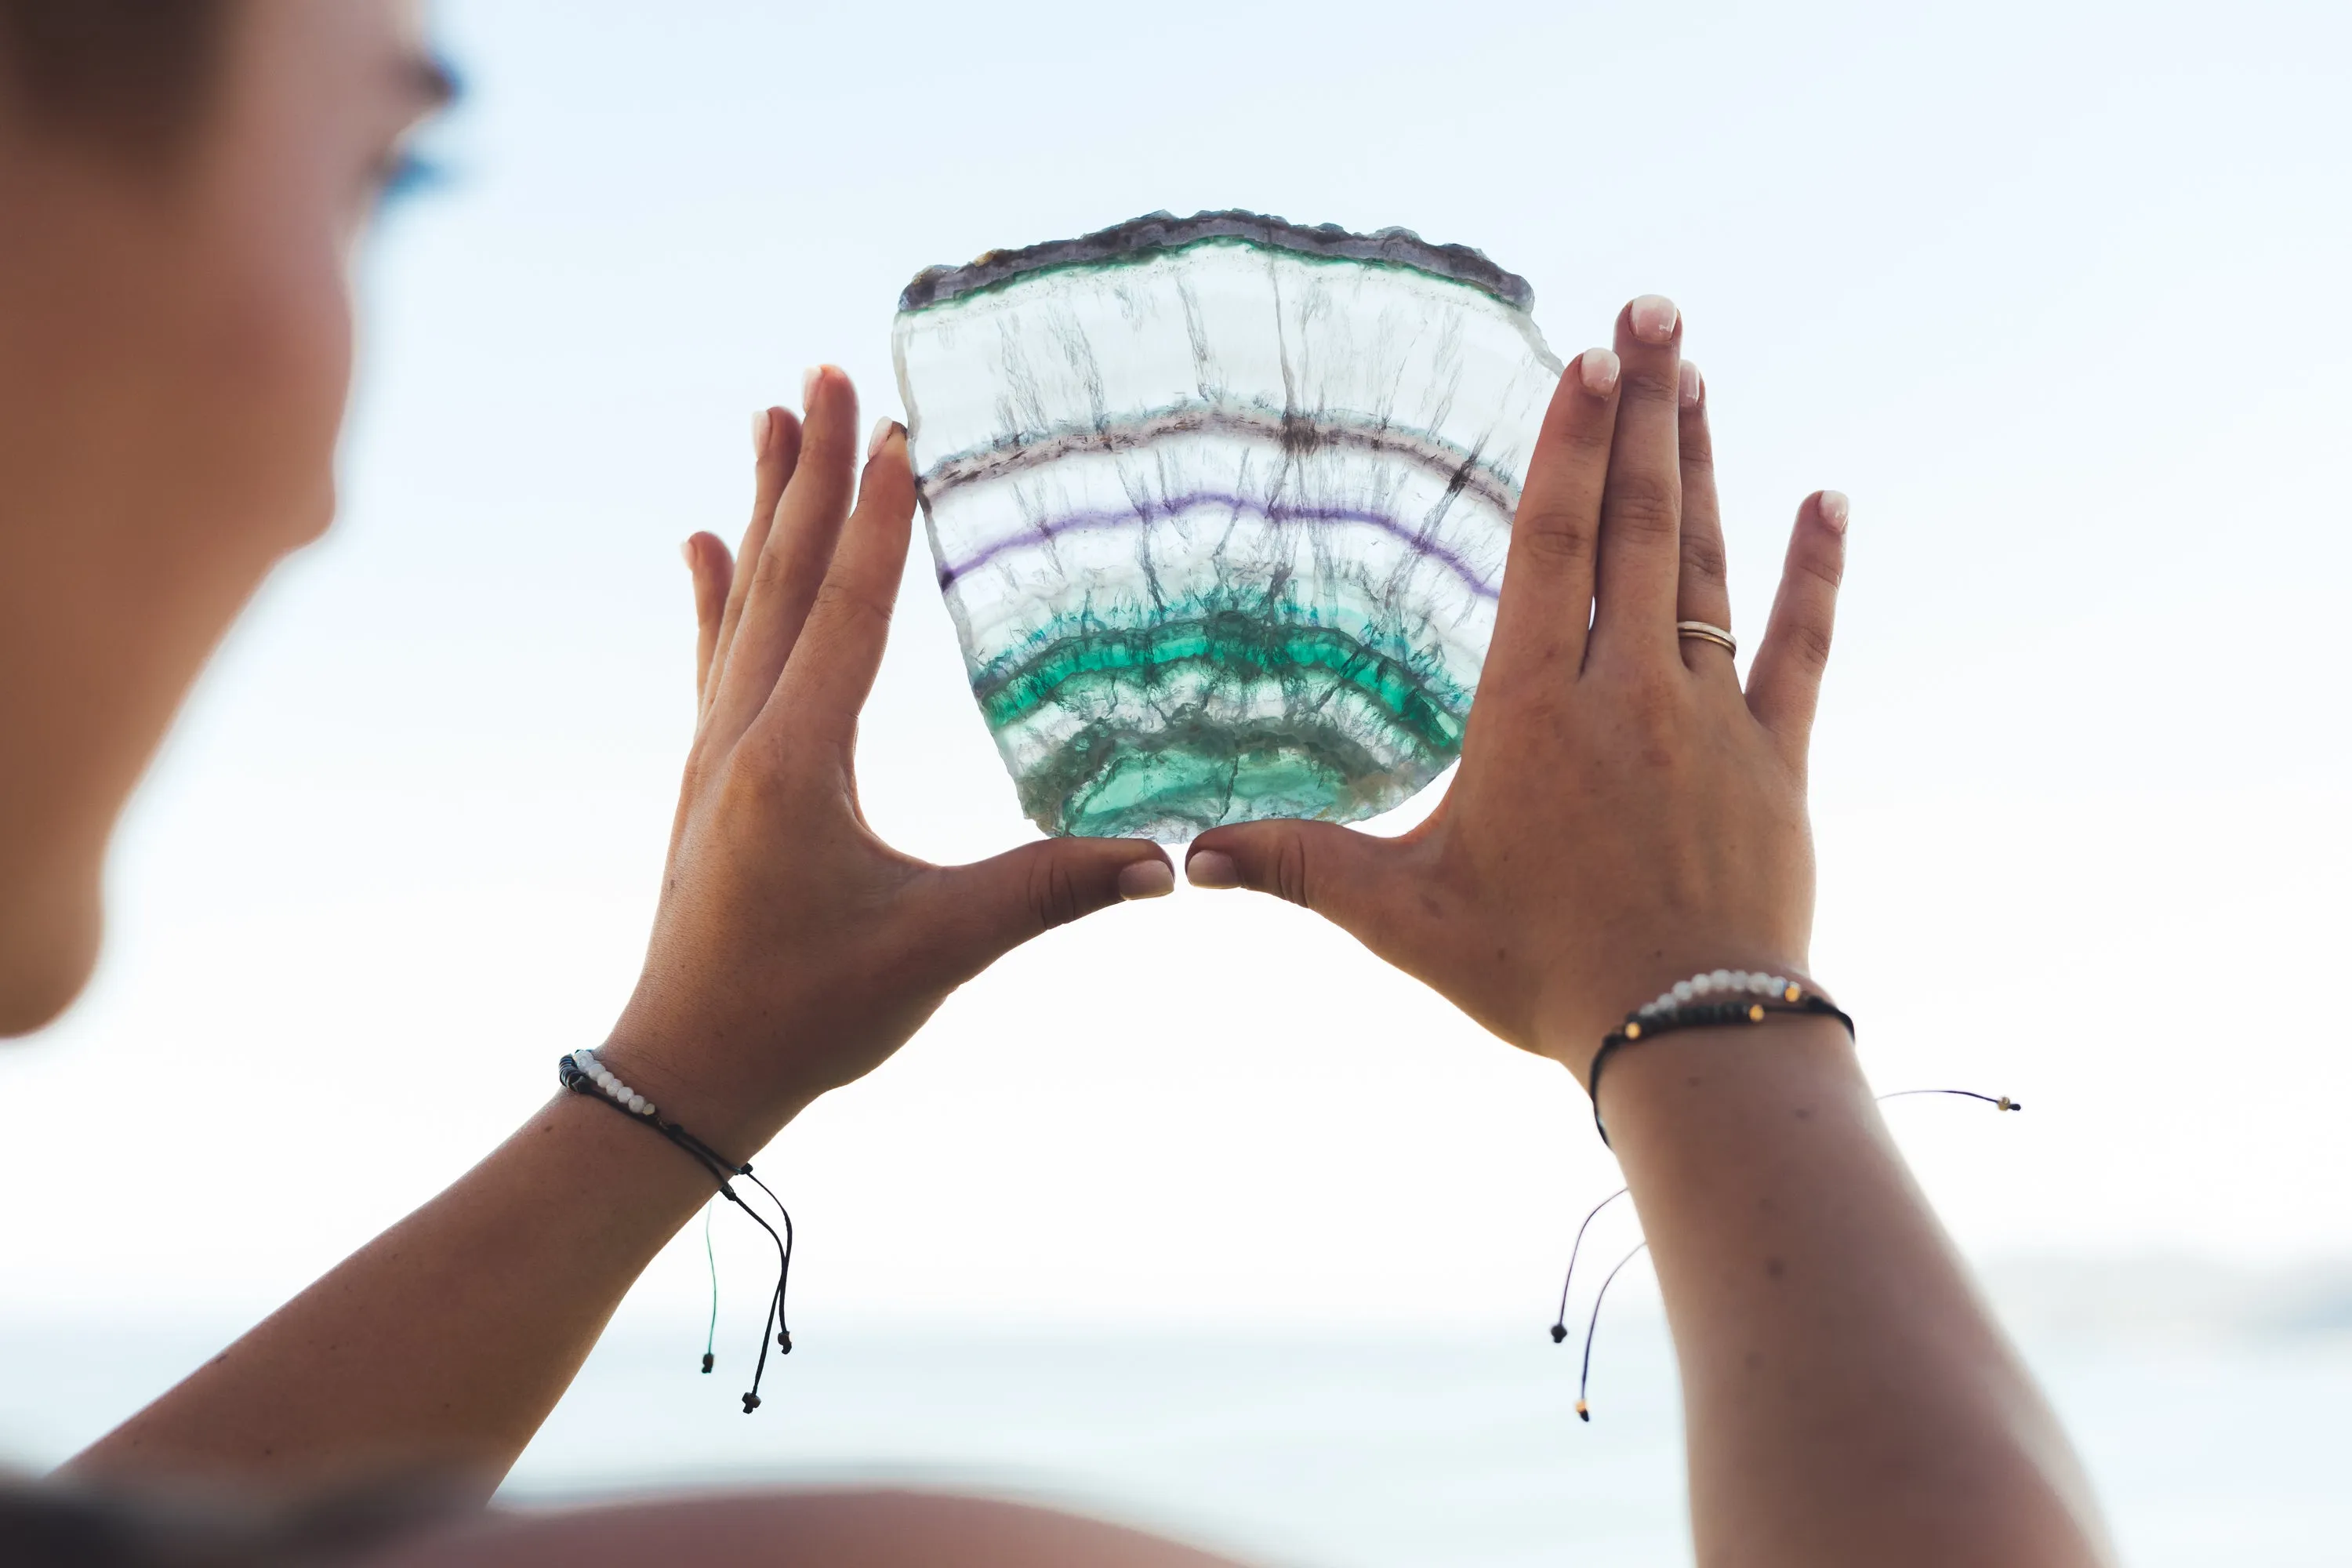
(5, 0, 2350, 1358)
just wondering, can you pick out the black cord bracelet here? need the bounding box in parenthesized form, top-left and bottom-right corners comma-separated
(559, 1053, 743, 1183)
(558, 1050, 797, 1414)
(1585, 979, 1855, 1148)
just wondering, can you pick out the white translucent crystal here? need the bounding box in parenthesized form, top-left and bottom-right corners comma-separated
(894, 211, 1561, 840)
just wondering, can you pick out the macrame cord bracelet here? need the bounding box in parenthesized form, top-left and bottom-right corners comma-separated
(1584, 970, 1856, 1148)
(1557, 974, 2024, 1425)
(559, 1049, 796, 1414)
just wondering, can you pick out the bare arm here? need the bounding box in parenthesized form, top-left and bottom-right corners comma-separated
(67, 368, 1172, 1500)
(69, 1091, 728, 1493)
(1186, 296, 2115, 1567)
(1605, 1019, 2110, 1563)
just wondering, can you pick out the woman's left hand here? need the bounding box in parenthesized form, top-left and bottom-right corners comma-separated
(598, 366, 1172, 1156)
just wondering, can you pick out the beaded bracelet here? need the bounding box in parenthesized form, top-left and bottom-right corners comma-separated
(1584, 970, 1855, 1147)
(561, 1047, 746, 1176)
(559, 1049, 797, 1414)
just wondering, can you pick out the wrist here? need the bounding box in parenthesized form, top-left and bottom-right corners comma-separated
(1592, 1010, 1865, 1153)
(587, 1028, 815, 1162)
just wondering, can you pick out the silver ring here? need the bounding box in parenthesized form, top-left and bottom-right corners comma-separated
(1675, 620, 1736, 655)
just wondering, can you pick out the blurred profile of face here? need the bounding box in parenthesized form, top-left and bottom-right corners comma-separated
(0, 0, 447, 1034)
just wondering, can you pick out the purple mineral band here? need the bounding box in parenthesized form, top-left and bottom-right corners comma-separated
(935, 492, 1504, 602)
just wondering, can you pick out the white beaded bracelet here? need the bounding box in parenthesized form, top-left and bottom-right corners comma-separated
(1635, 969, 1806, 1022)
(570, 1047, 656, 1119)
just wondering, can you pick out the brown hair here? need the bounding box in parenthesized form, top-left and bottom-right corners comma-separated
(0, 0, 233, 159)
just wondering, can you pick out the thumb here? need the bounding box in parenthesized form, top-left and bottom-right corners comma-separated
(924, 837, 1175, 978)
(1183, 818, 1394, 931)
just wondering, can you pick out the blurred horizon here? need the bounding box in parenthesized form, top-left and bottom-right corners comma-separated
(7, 1296, 2351, 1566)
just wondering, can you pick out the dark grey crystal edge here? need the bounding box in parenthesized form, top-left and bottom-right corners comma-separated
(898, 209, 1537, 314)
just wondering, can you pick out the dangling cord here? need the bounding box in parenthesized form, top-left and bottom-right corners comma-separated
(1551, 1186, 1630, 1345)
(1555, 1087, 2020, 1421)
(699, 1167, 793, 1407)
(699, 1198, 719, 1374)
(557, 1054, 801, 1411)
(1877, 1089, 2022, 1111)
(716, 1183, 792, 1413)
(741, 1171, 795, 1357)
(1576, 1241, 1650, 1421)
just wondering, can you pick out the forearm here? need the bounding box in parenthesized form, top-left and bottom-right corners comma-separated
(67, 1087, 738, 1500)
(1592, 1017, 2114, 1568)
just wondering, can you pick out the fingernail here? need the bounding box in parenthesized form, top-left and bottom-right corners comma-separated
(1578, 348, 1620, 396)
(680, 537, 696, 569)
(1817, 490, 1850, 533)
(752, 408, 771, 458)
(1678, 361, 1702, 409)
(1185, 848, 1241, 889)
(801, 366, 822, 408)
(866, 416, 898, 461)
(1630, 294, 1679, 344)
(1117, 859, 1175, 901)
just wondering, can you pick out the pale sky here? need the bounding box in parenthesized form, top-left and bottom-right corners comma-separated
(4, 0, 2348, 1335)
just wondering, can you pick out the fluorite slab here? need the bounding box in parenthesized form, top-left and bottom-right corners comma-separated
(893, 210, 1560, 841)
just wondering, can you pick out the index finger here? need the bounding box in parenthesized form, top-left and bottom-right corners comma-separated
(706, 367, 862, 746)
(1481, 347, 1622, 695)
(768, 420, 917, 753)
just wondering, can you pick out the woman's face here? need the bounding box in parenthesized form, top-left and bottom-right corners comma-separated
(0, 0, 447, 1034)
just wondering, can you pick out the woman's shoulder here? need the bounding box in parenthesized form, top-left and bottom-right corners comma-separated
(358, 1488, 1250, 1568)
(1, 1474, 459, 1568)
(3, 1481, 1250, 1568)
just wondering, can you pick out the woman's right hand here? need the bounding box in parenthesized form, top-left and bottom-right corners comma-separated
(1183, 296, 1849, 1087)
